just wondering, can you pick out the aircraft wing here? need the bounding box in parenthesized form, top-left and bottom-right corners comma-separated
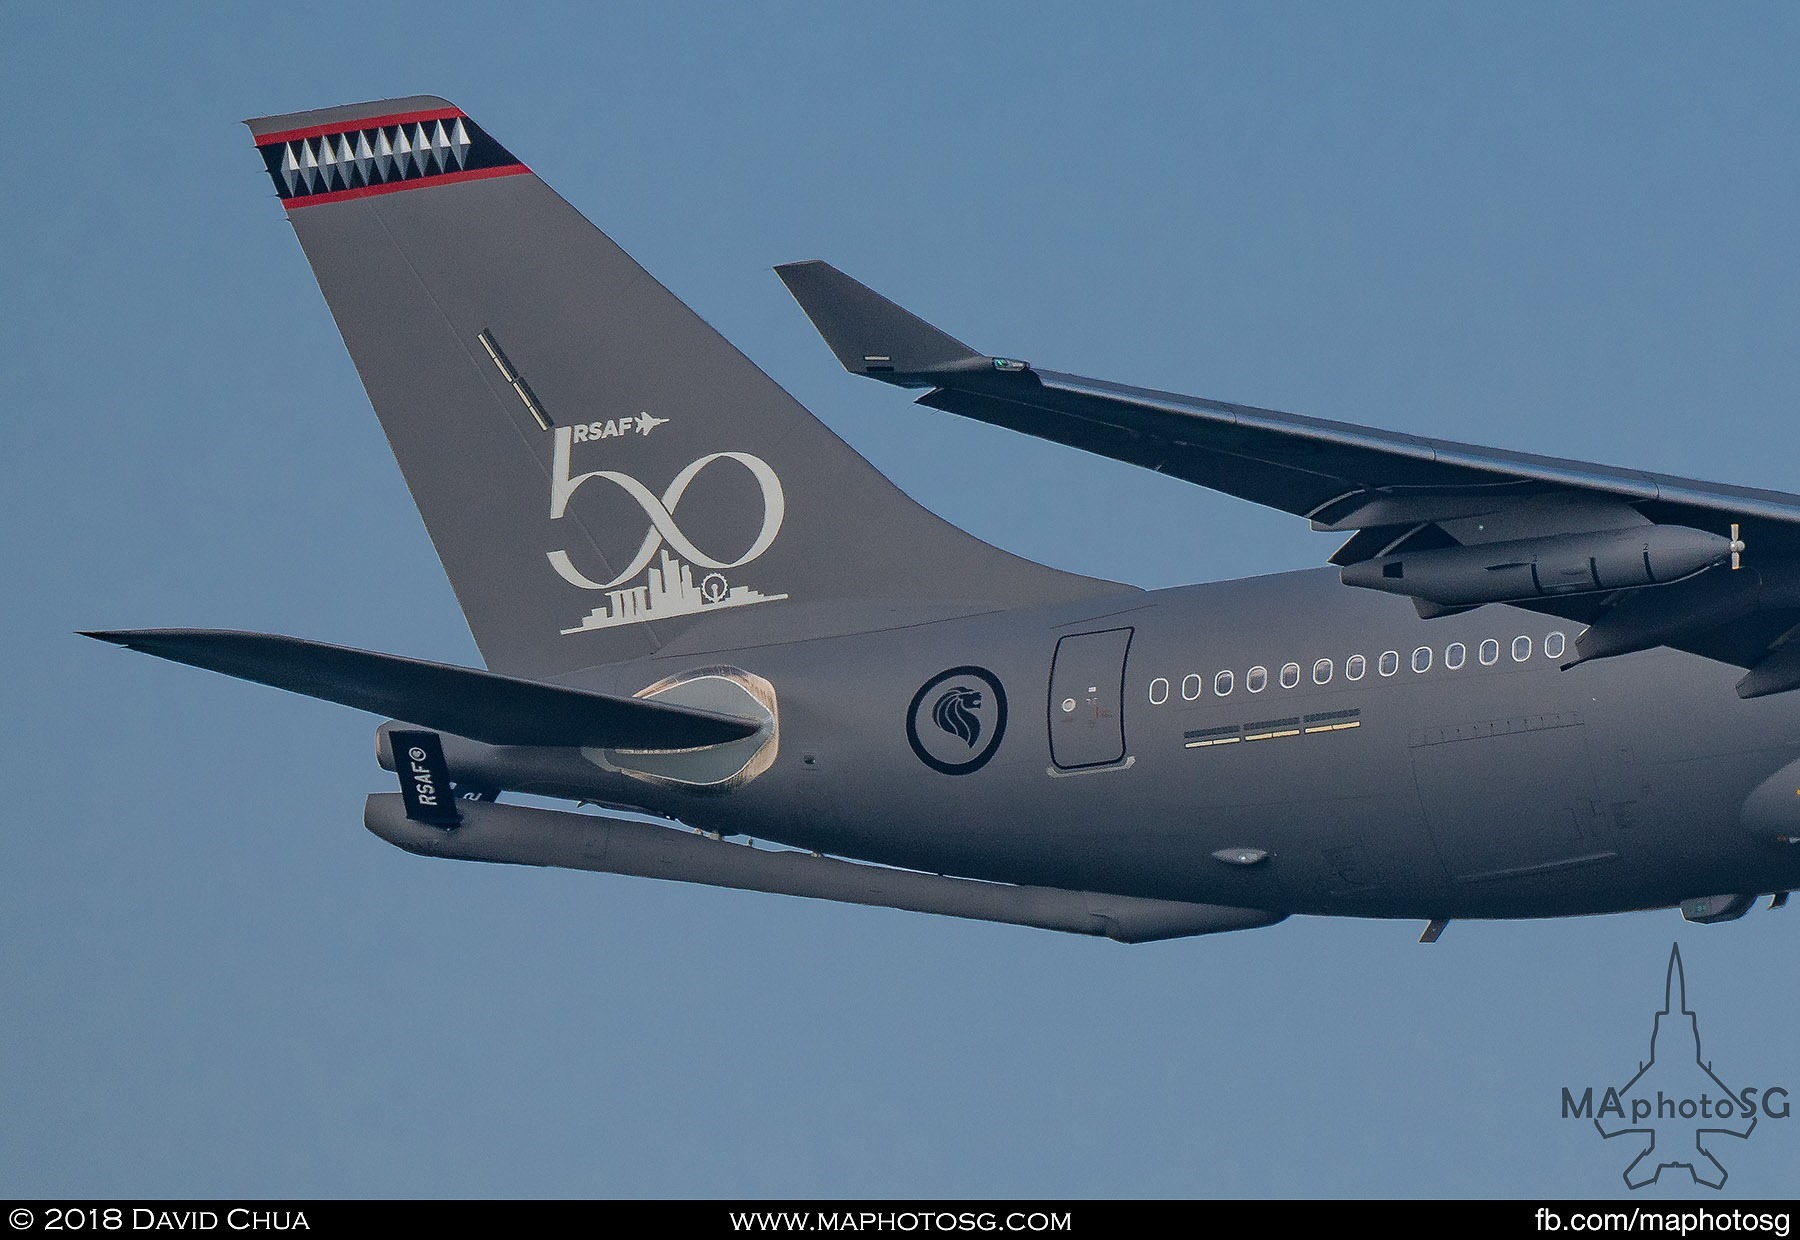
(83, 629, 763, 749)
(778, 260, 1800, 693)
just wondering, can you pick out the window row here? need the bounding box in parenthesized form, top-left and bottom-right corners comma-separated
(1148, 632, 1567, 704)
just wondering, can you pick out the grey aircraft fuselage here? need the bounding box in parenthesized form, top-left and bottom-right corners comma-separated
(98, 96, 1800, 941)
(391, 568, 1800, 921)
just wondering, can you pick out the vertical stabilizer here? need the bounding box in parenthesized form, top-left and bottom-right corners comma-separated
(246, 98, 1125, 677)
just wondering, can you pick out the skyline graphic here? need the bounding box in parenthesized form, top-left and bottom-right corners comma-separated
(561, 548, 787, 634)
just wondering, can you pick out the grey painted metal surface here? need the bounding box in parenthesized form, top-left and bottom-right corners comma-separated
(83, 628, 759, 749)
(364, 795, 1285, 943)
(1048, 628, 1132, 769)
(253, 98, 1121, 681)
(91, 95, 1800, 943)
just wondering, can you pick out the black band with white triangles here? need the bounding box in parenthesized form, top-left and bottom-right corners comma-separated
(256, 113, 522, 203)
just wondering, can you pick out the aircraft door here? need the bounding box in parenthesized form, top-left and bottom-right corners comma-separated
(1048, 628, 1133, 770)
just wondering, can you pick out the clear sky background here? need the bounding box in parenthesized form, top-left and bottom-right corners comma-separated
(5, 1, 1798, 1199)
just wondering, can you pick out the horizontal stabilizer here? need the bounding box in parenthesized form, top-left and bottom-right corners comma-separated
(365, 795, 1288, 943)
(775, 260, 996, 387)
(82, 629, 761, 750)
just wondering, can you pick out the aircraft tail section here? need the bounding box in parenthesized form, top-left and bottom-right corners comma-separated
(247, 98, 1123, 678)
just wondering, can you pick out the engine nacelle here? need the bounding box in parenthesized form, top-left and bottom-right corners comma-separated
(1340, 524, 1735, 607)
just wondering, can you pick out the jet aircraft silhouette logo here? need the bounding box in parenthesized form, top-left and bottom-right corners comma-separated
(1561, 944, 1790, 1189)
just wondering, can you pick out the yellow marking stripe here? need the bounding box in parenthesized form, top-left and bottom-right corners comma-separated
(1190, 720, 1359, 750)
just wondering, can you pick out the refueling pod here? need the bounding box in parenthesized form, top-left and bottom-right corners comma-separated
(1339, 524, 1739, 607)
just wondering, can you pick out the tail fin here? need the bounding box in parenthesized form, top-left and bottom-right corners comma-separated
(247, 97, 1121, 678)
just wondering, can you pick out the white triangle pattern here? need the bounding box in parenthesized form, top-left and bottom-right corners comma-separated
(269, 116, 477, 196)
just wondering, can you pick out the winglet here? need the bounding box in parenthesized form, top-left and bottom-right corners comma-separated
(776, 260, 1022, 388)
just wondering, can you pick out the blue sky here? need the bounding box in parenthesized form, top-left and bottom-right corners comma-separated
(5, 2, 1798, 1198)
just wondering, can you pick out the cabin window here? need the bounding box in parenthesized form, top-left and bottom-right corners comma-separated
(1378, 650, 1399, 677)
(1445, 642, 1466, 670)
(1181, 673, 1202, 701)
(1280, 662, 1301, 689)
(1149, 677, 1169, 705)
(1214, 670, 1235, 696)
(1512, 635, 1532, 662)
(1479, 639, 1500, 666)
(1247, 666, 1268, 693)
(1545, 631, 1567, 659)
(1312, 658, 1333, 685)
(1411, 646, 1433, 673)
(1346, 654, 1367, 681)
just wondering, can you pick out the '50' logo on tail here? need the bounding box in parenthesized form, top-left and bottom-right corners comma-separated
(547, 424, 789, 635)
